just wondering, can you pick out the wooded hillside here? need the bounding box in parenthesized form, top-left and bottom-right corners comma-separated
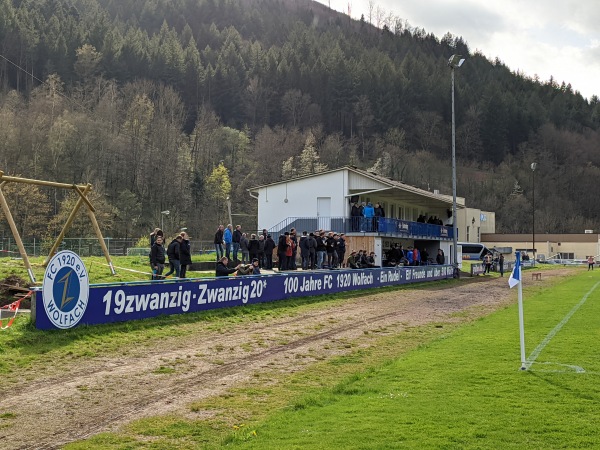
(0, 0, 599, 240)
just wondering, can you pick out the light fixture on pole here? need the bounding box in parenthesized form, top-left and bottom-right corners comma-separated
(160, 210, 170, 231)
(448, 54, 465, 275)
(531, 162, 537, 265)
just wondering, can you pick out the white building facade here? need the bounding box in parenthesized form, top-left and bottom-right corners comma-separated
(249, 166, 494, 266)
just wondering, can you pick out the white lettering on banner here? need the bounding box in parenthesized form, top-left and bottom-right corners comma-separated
(103, 285, 192, 315)
(197, 279, 266, 304)
(381, 270, 402, 283)
(336, 273, 352, 288)
(351, 272, 374, 286)
(300, 276, 322, 292)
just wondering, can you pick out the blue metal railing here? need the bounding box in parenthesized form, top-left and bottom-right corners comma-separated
(268, 217, 453, 241)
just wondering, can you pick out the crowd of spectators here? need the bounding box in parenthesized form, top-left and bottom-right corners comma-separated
(151, 221, 450, 281)
(149, 228, 192, 279)
(383, 243, 445, 267)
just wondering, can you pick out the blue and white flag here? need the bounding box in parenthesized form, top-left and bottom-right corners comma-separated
(509, 251, 521, 289)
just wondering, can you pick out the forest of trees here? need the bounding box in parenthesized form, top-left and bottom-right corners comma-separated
(0, 0, 599, 241)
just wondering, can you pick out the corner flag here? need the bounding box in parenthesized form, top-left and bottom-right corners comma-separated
(509, 251, 521, 288)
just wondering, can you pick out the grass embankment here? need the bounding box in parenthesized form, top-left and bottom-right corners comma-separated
(65, 268, 600, 449)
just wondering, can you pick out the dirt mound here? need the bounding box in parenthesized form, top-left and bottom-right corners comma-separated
(0, 275, 33, 308)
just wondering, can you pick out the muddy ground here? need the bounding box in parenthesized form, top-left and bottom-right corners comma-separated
(0, 270, 572, 449)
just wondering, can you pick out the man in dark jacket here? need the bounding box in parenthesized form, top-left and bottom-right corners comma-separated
(216, 256, 240, 277)
(232, 225, 242, 262)
(150, 236, 166, 280)
(351, 202, 361, 231)
(337, 233, 346, 268)
(316, 232, 327, 269)
(258, 235, 266, 268)
(307, 233, 317, 269)
(299, 231, 310, 270)
(325, 232, 337, 268)
(214, 225, 224, 261)
(164, 235, 182, 278)
(263, 234, 276, 269)
(277, 232, 289, 270)
(179, 232, 192, 278)
(248, 234, 260, 262)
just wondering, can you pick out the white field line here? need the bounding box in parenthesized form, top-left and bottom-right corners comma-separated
(525, 281, 600, 371)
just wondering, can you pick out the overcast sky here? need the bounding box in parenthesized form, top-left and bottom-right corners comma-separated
(316, 0, 600, 100)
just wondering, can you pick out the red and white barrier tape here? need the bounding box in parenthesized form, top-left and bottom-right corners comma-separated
(0, 291, 31, 329)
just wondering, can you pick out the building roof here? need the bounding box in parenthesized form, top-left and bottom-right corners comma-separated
(249, 166, 464, 210)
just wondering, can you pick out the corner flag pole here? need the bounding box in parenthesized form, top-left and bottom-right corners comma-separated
(511, 251, 527, 370)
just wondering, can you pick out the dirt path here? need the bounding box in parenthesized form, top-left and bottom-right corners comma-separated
(0, 271, 571, 449)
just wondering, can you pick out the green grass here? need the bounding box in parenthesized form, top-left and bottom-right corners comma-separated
(62, 268, 600, 449)
(218, 271, 600, 449)
(4, 259, 598, 449)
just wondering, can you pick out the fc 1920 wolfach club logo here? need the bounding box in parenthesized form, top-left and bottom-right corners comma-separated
(42, 251, 89, 329)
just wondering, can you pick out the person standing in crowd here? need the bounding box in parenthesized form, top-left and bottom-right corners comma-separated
(299, 231, 310, 270)
(337, 233, 346, 268)
(214, 225, 224, 260)
(264, 234, 276, 269)
(224, 224, 233, 259)
(179, 231, 192, 278)
(326, 232, 337, 268)
(499, 253, 505, 276)
(290, 228, 298, 270)
(216, 256, 240, 277)
(150, 235, 166, 280)
(285, 233, 295, 270)
(436, 249, 445, 265)
(484, 252, 493, 274)
(149, 228, 164, 270)
(363, 202, 375, 231)
(232, 225, 242, 262)
(374, 203, 385, 231)
(258, 235, 266, 268)
(240, 232, 249, 264)
(406, 247, 414, 265)
(164, 234, 182, 278)
(351, 202, 361, 232)
(278, 232, 289, 270)
(316, 231, 327, 269)
(421, 248, 429, 265)
(248, 233, 259, 263)
(307, 232, 317, 269)
(412, 247, 421, 266)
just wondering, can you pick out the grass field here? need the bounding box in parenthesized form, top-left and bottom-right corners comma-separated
(46, 268, 599, 448)
(2, 261, 599, 448)
(217, 271, 600, 449)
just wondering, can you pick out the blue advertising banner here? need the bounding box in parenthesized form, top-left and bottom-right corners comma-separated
(34, 264, 455, 330)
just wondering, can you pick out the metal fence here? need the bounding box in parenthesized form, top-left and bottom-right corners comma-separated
(0, 237, 219, 258)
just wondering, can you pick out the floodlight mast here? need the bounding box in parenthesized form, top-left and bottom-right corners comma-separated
(448, 54, 464, 276)
(531, 163, 537, 265)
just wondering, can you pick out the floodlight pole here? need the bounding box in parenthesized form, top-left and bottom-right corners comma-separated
(448, 55, 464, 275)
(161, 210, 170, 232)
(531, 163, 537, 266)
